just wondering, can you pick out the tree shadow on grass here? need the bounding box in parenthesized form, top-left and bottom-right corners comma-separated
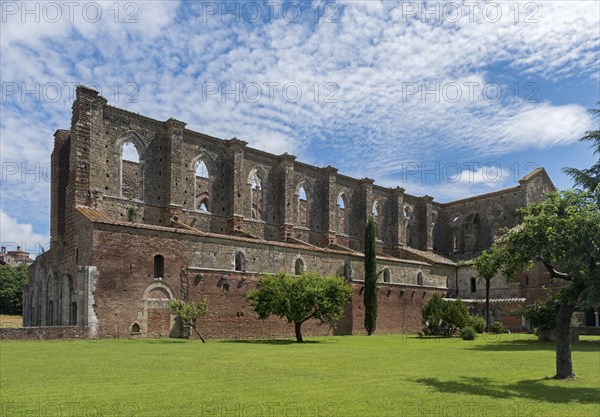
(220, 339, 322, 345)
(414, 376, 600, 404)
(467, 339, 600, 352)
(137, 338, 190, 344)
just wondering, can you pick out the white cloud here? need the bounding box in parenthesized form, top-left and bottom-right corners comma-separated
(376, 164, 513, 202)
(0, 209, 49, 257)
(497, 103, 593, 150)
(0, 0, 598, 236)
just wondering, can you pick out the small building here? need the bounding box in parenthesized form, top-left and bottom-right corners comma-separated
(0, 246, 33, 267)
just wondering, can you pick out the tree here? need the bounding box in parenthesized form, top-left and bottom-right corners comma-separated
(474, 190, 600, 379)
(364, 216, 378, 335)
(421, 293, 469, 337)
(563, 103, 600, 197)
(474, 250, 503, 332)
(171, 298, 208, 343)
(246, 272, 352, 343)
(0, 264, 29, 315)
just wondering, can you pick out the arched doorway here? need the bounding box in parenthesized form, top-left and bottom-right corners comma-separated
(143, 283, 174, 337)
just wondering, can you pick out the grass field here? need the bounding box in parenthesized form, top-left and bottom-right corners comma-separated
(1, 333, 598, 417)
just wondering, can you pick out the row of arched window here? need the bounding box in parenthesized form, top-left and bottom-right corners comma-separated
(153, 251, 425, 286)
(118, 137, 417, 243)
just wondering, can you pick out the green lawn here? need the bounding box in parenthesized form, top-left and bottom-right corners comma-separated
(1, 334, 598, 417)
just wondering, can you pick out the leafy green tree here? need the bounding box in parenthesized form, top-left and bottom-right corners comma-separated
(246, 272, 352, 343)
(364, 216, 378, 335)
(473, 190, 600, 379)
(563, 103, 600, 198)
(0, 264, 29, 315)
(421, 293, 469, 337)
(474, 249, 504, 332)
(171, 298, 208, 343)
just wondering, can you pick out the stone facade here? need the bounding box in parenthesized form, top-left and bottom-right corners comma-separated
(23, 86, 558, 338)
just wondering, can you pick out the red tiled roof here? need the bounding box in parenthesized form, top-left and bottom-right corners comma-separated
(76, 206, 430, 264)
(401, 246, 456, 266)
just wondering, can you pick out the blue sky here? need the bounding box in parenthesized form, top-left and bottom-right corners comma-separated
(1, 0, 598, 255)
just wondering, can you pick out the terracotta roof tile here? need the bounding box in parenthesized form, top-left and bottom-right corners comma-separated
(401, 246, 456, 266)
(77, 207, 435, 265)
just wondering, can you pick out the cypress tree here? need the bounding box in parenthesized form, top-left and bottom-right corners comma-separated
(364, 216, 378, 335)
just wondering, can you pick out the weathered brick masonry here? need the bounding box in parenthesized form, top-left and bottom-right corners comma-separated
(22, 86, 557, 339)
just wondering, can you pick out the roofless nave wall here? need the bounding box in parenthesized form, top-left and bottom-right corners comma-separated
(21, 86, 555, 338)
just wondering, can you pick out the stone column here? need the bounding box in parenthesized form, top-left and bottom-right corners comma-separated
(227, 138, 248, 233)
(358, 178, 374, 248)
(80, 266, 99, 337)
(390, 187, 405, 256)
(165, 118, 186, 208)
(278, 153, 296, 240)
(321, 165, 338, 246)
(421, 195, 435, 251)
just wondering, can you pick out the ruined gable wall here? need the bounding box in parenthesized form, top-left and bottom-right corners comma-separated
(438, 187, 526, 257)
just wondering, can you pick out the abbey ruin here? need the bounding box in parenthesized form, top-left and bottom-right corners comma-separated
(22, 86, 561, 339)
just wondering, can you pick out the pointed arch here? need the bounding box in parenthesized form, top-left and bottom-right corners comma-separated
(294, 257, 305, 275)
(190, 152, 215, 213)
(248, 166, 268, 221)
(116, 131, 145, 201)
(382, 268, 391, 283)
(189, 151, 215, 173)
(114, 131, 147, 158)
(46, 274, 55, 326)
(372, 200, 384, 240)
(234, 251, 246, 272)
(196, 160, 209, 178)
(296, 179, 313, 227)
(343, 262, 353, 281)
(337, 191, 350, 234)
(462, 213, 480, 252)
(417, 271, 424, 286)
(197, 192, 210, 212)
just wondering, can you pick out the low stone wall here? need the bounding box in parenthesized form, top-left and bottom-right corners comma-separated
(537, 328, 579, 343)
(0, 326, 89, 340)
(574, 326, 600, 336)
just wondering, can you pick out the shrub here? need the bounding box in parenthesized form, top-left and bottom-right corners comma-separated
(460, 326, 477, 340)
(421, 294, 469, 337)
(469, 315, 486, 333)
(515, 300, 557, 332)
(492, 321, 506, 334)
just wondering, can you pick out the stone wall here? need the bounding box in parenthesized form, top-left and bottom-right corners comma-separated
(24, 86, 557, 339)
(45, 86, 554, 263)
(0, 326, 89, 340)
(87, 222, 451, 338)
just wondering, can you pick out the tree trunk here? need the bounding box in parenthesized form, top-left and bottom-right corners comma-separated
(294, 322, 304, 343)
(554, 302, 576, 379)
(485, 278, 490, 332)
(192, 326, 206, 343)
